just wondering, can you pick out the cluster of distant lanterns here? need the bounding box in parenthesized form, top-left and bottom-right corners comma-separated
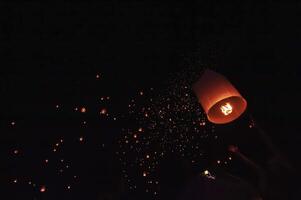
(193, 69, 247, 124)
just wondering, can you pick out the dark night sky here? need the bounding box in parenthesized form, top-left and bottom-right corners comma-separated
(1, 2, 300, 200)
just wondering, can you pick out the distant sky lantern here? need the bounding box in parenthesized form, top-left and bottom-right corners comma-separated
(40, 185, 46, 193)
(193, 69, 247, 124)
(80, 107, 86, 113)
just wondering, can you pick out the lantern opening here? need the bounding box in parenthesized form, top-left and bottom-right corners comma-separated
(207, 96, 247, 124)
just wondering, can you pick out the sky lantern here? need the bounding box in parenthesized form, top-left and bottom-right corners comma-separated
(193, 69, 247, 124)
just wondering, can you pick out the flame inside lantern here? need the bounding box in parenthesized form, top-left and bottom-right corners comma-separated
(220, 103, 233, 116)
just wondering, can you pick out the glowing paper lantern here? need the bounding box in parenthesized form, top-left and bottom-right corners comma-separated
(193, 69, 247, 124)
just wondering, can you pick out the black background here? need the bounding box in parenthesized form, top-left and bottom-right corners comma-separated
(1, 2, 300, 199)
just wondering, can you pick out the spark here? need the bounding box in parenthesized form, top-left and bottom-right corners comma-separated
(80, 107, 87, 113)
(40, 186, 46, 193)
(100, 108, 107, 115)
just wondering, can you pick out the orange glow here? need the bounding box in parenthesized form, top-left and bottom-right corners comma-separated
(80, 107, 86, 113)
(100, 108, 107, 115)
(40, 186, 46, 192)
(193, 69, 247, 124)
(220, 103, 233, 115)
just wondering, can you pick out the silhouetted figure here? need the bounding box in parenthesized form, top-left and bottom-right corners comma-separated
(177, 172, 261, 200)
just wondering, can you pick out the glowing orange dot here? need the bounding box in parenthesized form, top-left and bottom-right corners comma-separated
(40, 186, 46, 193)
(100, 108, 107, 115)
(80, 107, 86, 113)
(138, 128, 143, 132)
(143, 172, 147, 177)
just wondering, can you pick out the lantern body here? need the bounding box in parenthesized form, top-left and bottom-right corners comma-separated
(193, 69, 247, 124)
